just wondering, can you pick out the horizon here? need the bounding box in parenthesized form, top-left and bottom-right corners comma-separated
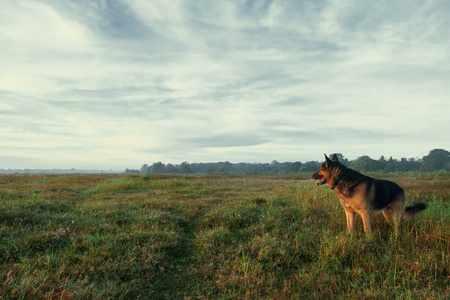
(1, 1, 449, 170)
(1, 148, 446, 172)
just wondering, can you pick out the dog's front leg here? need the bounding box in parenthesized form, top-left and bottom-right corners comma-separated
(360, 211, 372, 234)
(344, 209, 355, 233)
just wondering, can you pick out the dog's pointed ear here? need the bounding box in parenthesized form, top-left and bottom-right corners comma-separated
(324, 154, 331, 167)
(331, 154, 338, 161)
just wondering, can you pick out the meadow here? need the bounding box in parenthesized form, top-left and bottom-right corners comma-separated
(0, 173, 448, 299)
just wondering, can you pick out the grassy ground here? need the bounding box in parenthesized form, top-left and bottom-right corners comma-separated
(0, 173, 448, 299)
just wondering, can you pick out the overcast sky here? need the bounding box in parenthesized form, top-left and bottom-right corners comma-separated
(1, 0, 449, 170)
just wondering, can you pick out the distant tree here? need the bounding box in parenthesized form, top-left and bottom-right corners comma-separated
(140, 164, 150, 174)
(385, 156, 396, 172)
(179, 161, 192, 174)
(263, 163, 274, 173)
(408, 157, 422, 171)
(149, 162, 165, 174)
(397, 158, 410, 172)
(218, 166, 229, 175)
(375, 155, 387, 171)
(218, 161, 232, 174)
(421, 149, 450, 171)
(270, 160, 280, 173)
(245, 164, 263, 173)
(288, 162, 302, 173)
(350, 156, 374, 172)
(133, 148, 448, 175)
(166, 164, 177, 173)
(298, 161, 321, 173)
(445, 161, 450, 171)
(235, 163, 248, 173)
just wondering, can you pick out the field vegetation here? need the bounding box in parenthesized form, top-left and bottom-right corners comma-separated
(0, 173, 448, 299)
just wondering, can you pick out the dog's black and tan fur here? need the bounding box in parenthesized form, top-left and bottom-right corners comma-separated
(313, 154, 427, 234)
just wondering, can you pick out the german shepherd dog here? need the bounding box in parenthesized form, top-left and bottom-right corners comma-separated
(313, 154, 427, 234)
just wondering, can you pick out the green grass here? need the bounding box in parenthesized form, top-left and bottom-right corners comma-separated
(0, 173, 448, 299)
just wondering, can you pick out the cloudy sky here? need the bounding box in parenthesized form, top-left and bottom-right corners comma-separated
(1, 0, 449, 170)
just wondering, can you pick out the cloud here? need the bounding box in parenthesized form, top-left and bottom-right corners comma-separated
(188, 133, 267, 148)
(0, 0, 449, 169)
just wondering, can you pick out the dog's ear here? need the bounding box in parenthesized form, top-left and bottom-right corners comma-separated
(331, 154, 338, 161)
(324, 154, 331, 167)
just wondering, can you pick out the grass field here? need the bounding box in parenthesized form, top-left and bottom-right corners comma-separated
(0, 173, 448, 299)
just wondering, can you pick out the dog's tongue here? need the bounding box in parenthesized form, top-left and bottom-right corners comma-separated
(316, 178, 326, 186)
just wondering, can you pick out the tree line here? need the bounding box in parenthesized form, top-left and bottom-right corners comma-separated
(125, 148, 450, 175)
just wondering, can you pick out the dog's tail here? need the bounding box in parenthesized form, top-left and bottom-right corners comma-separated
(404, 203, 427, 217)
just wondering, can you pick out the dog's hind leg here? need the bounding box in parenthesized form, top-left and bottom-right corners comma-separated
(382, 211, 394, 227)
(382, 206, 395, 227)
(383, 193, 406, 228)
(382, 193, 406, 240)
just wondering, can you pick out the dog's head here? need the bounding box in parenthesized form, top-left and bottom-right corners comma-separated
(312, 154, 340, 187)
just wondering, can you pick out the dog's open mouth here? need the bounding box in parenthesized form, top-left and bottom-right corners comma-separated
(316, 177, 326, 186)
